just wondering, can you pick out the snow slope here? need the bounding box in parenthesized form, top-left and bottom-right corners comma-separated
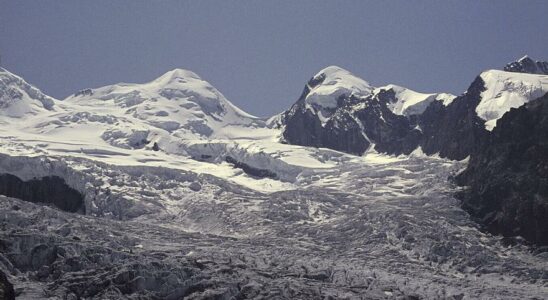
(0, 67, 362, 195)
(374, 84, 456, 116)
(64, 68, 259, 139)
(477, 69, 548, 130)
(0, 68, 55, 118)
(304, 66, 373, 110)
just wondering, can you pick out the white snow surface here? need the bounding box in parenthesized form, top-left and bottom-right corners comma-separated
(302, 66, 455, 123)
(305, 66, 373, 110)
(64, 68, 259, 138)
(0, 68, 55, 117)
(375, 84, 456, 116)
(477, 69, 548, 130)
(0, 67, 357, 194)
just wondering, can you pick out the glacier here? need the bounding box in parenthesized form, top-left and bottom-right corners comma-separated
(0, 66, 546, 299)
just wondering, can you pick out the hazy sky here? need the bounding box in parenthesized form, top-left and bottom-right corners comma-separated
(1, 1, 547, 117)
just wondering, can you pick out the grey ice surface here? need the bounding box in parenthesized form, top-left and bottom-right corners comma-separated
(0, 155, 546, 299)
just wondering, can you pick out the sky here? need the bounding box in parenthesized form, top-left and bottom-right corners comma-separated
(1, 1, 547, 117)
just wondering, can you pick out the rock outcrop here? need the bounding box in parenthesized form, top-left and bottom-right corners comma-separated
(418, 76, 489, 160)
(283, 61, 548, 162)
(225, 156, 278, 179)
(504, 55, 548, 75)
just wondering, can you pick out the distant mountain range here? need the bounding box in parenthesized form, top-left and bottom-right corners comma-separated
(1, 56, 547, 247)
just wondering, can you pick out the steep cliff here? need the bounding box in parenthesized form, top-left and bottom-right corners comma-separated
(456, 93, 548, 245)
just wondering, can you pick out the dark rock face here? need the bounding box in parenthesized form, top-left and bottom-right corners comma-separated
(225, 156, 278, 179)
(504, 56, 548, 75)
(418, 76, 489, 160)
(0, 174, 85, 213)
(456, 93, 548, 245)
(353, 90, 422, 155)
(282, 77, 420, 156)
(0, 270, 15, 300)
(281, 76, 369, 154)
(281, 69, 498, 160)
(282, 73, 490, 159)
(73, 88, 93, 97)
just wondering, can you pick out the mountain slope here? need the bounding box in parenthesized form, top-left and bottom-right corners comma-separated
(456, 92, 548, 245)
(0, 68, 55, 118)
(476, 69, 548, 130)
(419, 68, 548, 159)
(64, 68, 260, 139)
(418, 76, 490, 160)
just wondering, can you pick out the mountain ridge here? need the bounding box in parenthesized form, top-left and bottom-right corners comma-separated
(504, 55, 548, 75)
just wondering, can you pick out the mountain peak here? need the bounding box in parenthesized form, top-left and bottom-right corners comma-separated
(156, 68, 202, 83)
(314, 65, 351, 77)
(504, 55, 548, 75)
(305, 66, 372, 109)
(477, 69, 548, 130)
(0, 67, 55, 117)
(312, 66, 370, 87)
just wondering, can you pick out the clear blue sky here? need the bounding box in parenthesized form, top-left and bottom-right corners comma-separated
(1, 1, 547, 117)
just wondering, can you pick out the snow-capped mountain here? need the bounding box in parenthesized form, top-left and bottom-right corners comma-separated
(419, 65, 548, 159)
(504, 55, 548, 75)
(476, 69, 548, 130)
(0, 68, 55, 118)
(281, 58, 548, 160)
(281, 66, 454, 155)
(0, 61, 547, 299)
(299, 66, 373, 122)
(0, 66, 355, 204)
(64, 68, 260, 139)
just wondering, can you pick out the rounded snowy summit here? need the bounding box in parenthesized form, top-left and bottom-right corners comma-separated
(305, 66, 373, 109)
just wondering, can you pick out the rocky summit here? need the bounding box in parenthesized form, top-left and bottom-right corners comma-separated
(504, 55, 548, 75)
